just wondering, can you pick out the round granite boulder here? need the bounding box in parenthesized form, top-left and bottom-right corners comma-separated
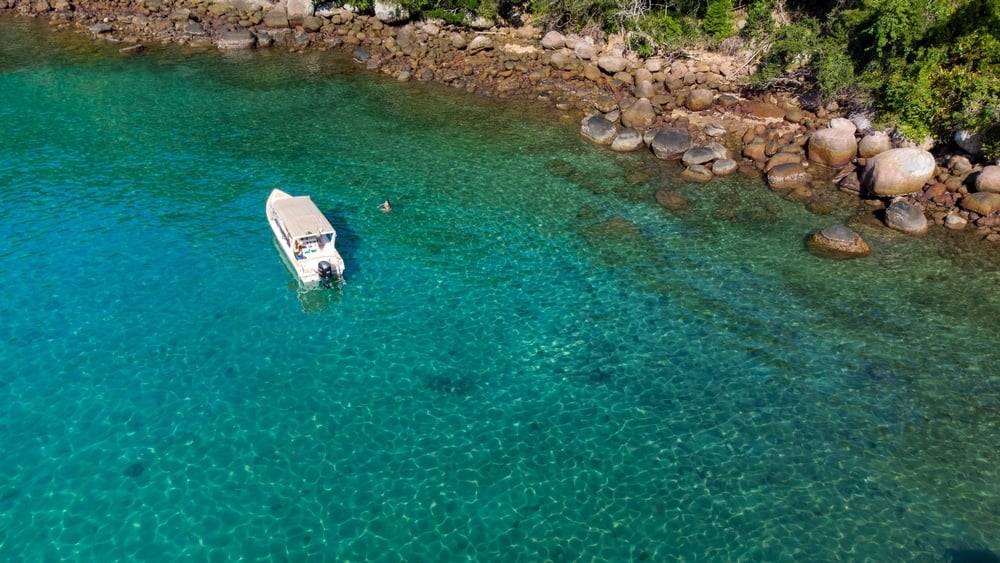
(861, 147, 937, 197)
(884, 200, 929, 236)
(807, 127, 858, 168)
(541, 30, 565, 49)
(650, 128, 693, 160)
(684, 88, 715, 111)
(807, 225, 872, 259)
(597, 54, 628, 74)
(975, 165, 1000, 193)
(857, 131, 893, 158)
(711, 159, 739, 176)
(581, 115, 617, 145)
(610, 128, 644, 152)
(621, 98, 657, 129)
(767, 162, 810, 192)
(682, 146, 718, 166)
(635, 80, 656, 99)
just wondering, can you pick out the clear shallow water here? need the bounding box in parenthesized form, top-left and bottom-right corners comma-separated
(1, 17, 999, 561)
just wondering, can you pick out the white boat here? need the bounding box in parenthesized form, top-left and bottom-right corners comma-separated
(266, 189, 345, 286)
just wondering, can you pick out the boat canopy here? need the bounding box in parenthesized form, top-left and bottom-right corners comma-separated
(272, 196, 335, 239)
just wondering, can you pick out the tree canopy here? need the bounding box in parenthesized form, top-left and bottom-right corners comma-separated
(400, 0, 999, 155)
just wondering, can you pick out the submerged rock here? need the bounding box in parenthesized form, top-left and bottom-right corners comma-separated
(580, 115, 617, 145)
(767, 162, 809, 192)
(655, 189, 688, 212)
(807, 225, 872, 259)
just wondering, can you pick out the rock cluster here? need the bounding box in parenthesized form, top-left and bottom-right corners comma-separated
(5, 0, 999, 248)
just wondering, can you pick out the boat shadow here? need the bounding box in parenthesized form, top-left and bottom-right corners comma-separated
(326, 211, 361, 282)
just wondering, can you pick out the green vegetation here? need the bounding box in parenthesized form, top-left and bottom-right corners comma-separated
(399, 0, 999, 152)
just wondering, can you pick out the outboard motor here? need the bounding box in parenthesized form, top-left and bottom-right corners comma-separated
(317, 261, 336, 287)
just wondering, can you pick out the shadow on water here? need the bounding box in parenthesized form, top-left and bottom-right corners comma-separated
(946, 548, 1000, 563)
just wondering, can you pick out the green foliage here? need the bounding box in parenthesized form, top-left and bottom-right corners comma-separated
(623, 10, 693, 55)
(702, 0, 736, 39)
(742, 0, 774, 40)
(517, 0, 1000, 149)
(814, 40, 856, 98)
(983, 125, 1000, 161)
(533, 0, 617, 30)
(868, 0, 918, 60)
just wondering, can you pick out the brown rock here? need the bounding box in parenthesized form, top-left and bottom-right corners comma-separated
(857, 131, 893, 158)
(744, 101, 786, 119)
(764, 152, 803, 172)
(975, 165, 1000, 193)
(767, 162, 810, 192)
(862, 148, 937, 197)
(620, 98, 656, 129)
(742, 139, 767, 162)
(681, 165, 714, 183)
(655, 189, 689, 212)
(961, 192, 1000, 215)
(807, 225, 872, 259)
(685, 88, 714, 111)
(807, 127, 858, 168)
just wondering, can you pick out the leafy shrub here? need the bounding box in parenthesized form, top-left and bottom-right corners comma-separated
(533, 0, 618, 30)
(742, 0, 774, 40)
(703, 0, 736, 39)
(623, 10, 693, 55)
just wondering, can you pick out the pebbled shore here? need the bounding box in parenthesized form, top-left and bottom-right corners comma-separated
(5, 0, 1000, 246)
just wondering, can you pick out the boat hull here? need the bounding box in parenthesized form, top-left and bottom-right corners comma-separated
(267, 189, 345, 286)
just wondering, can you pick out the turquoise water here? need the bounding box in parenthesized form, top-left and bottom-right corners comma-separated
(2, 17, 999, 561)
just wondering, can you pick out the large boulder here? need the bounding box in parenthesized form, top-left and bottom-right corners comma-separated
(467, 36, 493, 53)
(975, 165, 1000, 193)
(548, 50, 576, 71)
(685, 88, 714, 111)
(634, 80, 656, 99)
(650, 128, 692, 160)
(857, 131, 893, 158)
(597, 55, 628, 74)
(262, 7, 288, 27)
(574, 40, 597, 61)
(620, 98, 656, 129)
(884, 200, 929, 236)
(861, 147, 937, 197)
(580, 116, 617, 145)
(807, 127, 858, 168)
(216, 29, 255, 49)
(712, 159, 739, 176)
(540, 30, 565, 49)
(287, 0, 314, 19)
(610, 128, 644, 152)
(767, 162, 810, 192)
(682, 146, 717, 166)
(807, 225, 872, 259)
(828, 117, 857, 134)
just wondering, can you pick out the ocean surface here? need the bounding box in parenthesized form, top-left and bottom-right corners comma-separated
(1, 16, 998, 561)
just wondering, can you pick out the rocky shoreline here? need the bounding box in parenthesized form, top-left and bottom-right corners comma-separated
(5, 0, 1000, 250)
